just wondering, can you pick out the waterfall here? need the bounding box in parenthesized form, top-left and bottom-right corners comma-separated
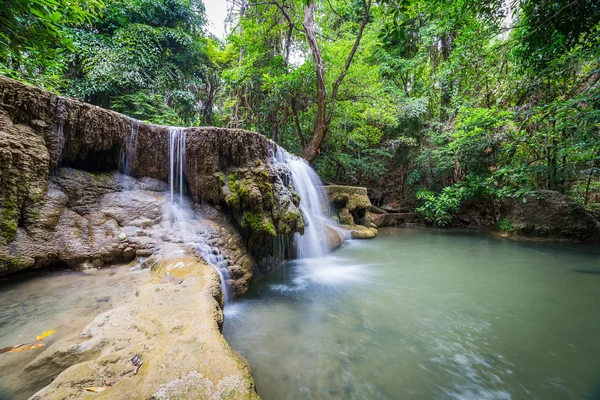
(120, 119, 139, 177)
(167, 205, 233, 304)
(273, 146, 329, 258)
(166, 127, 232, 303)
(194, 240, 233, 304)
(168, 127, 186, 204)
(120, 119, 140, 180)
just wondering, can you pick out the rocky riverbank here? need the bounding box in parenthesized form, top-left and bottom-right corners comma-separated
(29, 257, 259, 400)
(0, 76, 312, 398)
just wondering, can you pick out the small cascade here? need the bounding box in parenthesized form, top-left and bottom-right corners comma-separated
(195, 240, 233, 304)
(54, 97, 67, 165)
(120, 119, 139, 176)
(168, 127, 186, 204)
(165, 127, 232, 303)
(272, 146, 329, 258)
(166, 202, 233, 303)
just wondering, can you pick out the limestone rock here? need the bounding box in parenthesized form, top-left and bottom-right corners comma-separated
(28, 257, 259, 400)
(501, 190, 600, 240)
(324, 223, 345, 250)
(0, 169, 255, 297)
(324, 185, 372, 227)
(370, 212, 418, 228)
(0, 108, 49, 248)
(0, 76, 305, 274)
(340, 224, 378, 239)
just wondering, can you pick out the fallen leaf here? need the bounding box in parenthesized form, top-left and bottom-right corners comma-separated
(9, 343, 45, 353)
(85, 386, 110, 393)
(0, 344, 26, 354)
(36, 327, 59, 341)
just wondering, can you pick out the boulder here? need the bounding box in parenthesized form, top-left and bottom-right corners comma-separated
(324, 185, 372, 227)
(370, 212, 418, 228)
(501, 190, 600, 240)
(324, 223, 345, 250)
(452, 198, 498, 227)
(339, 224, 378, 239)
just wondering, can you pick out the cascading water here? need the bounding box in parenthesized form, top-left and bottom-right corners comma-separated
(166, 127, 232, 303)
(120, 119, 139, 177)
(273, 146, 329, 258)
(168, 127, 186, 204)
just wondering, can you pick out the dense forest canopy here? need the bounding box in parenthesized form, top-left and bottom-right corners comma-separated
(2, 0, 599, 225)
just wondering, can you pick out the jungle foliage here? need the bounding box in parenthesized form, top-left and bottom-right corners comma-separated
(1, 0, 599, 224)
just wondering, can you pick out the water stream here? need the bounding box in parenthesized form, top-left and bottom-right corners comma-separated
(168, 127, 186, 204)
(273, 146, 330, 258)
(165, 127, 232, 302)
(120, 119, 139, 178)
(223, 228, 600, 400)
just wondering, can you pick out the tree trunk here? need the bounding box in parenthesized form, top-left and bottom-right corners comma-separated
(301, 1, 327, 162)
(301, 0, 372, 162)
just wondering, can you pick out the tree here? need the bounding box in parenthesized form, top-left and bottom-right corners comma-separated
(301, 0, 372, 161)
(64, 0, 215, 125)
(0, 0, 103, 89)
(224, 0, 373, 162)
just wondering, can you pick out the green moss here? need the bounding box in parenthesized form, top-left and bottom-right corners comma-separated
(242, 211, 276, 237)
(215, 173, 225, 184)
(277, 209, 304, 234)
(257, 167, 269, 180)
(32, 210, 41, 221)
(225, 173, 242, 207)
(0, 254, 23, 267)
(1, 196, 19, 242)
(11, 254, 23, 266)
(226, 171, 274, 212)
(88, 171, 107, 184)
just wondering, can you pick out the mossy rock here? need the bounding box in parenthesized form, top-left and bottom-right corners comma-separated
(324, 185, 372, 228)
(343, 224, 378, 239)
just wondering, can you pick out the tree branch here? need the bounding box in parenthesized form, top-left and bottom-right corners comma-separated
(326, 0, 372, 125)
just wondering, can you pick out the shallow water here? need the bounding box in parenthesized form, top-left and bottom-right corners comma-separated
(223, 228, 600, 400)
(0, 265, 148, 399)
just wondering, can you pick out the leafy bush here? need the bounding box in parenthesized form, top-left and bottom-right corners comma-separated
(495, 218, 514, 232)
(415, 183, 475, 226)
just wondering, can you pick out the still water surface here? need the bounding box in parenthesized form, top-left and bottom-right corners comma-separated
(0, 264, 147, 399)
(224, 228, 600, 399)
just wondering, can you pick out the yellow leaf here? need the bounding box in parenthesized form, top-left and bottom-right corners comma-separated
(9, 343, 45, 353)
(36, 327, 59, 341)
(85, 386, 110, 393)
(0, 344, 26, 354)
